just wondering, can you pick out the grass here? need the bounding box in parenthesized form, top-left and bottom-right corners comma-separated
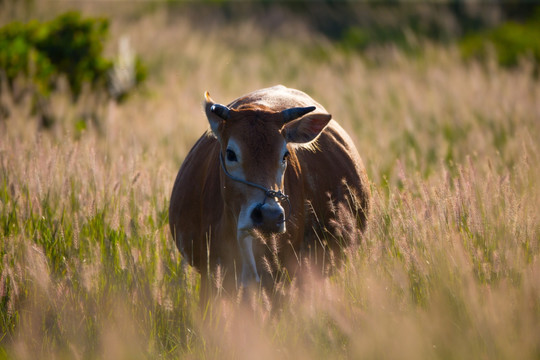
(1, 4, 540, 359)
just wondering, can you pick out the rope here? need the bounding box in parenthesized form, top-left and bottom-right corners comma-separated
(219, 152, 291, 223)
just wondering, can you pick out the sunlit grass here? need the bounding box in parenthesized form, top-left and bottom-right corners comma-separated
(1, 4, 540, 359)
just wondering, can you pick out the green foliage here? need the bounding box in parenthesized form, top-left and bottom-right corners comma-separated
(460, 12, 540, 69)
(338, 25, 421, 56)
(35, 12, 111, 99)
(0, 12, 147, 128)
(0, 12, 112, 99)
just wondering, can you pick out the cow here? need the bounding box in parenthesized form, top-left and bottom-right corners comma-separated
(169, 85, 370, 302)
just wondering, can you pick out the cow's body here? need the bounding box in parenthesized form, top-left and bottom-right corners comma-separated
(169, 85, 369, 297)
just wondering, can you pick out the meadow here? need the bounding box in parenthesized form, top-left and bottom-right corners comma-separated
(1, 4, 540, 359)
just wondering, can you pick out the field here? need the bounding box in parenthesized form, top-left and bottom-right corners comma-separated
(1, 4, 540, 359)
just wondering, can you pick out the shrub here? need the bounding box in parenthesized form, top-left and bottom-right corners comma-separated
(0, 12, 146, 127)
(460, 11, 540, 70)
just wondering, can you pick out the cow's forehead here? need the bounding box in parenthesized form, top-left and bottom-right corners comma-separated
(223, 109, 285, 158)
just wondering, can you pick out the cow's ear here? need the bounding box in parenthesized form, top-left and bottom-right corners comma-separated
(282, 113, 332, 144)
(204, 92, 229, 138)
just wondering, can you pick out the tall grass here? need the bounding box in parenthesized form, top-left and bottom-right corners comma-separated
(1, 5, 539, 359)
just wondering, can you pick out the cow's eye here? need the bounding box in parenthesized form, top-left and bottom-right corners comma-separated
(282, 151, 290, 164)
(226, 149, 238, 162)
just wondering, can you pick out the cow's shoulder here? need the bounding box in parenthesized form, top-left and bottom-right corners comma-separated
(294, 119, 369, 209)
(169, 132, 223, 265)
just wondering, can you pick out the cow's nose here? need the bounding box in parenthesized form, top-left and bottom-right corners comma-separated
(250, 203, 285, 233)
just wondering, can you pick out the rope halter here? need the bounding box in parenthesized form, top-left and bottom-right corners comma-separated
(219, 152, 291, 224)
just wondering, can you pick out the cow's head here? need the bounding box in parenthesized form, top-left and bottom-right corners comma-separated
(204, 92, 331, 283)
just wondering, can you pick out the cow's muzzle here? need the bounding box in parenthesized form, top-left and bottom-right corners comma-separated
(220, 152, 291, 229)
(251, 202, 286, 234)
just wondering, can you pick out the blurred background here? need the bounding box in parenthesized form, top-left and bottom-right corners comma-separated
(1, 1, 539, 359)
(1, 0, 539, 182)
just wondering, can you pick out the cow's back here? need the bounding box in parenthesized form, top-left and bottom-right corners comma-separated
(228, 85, 328, 113)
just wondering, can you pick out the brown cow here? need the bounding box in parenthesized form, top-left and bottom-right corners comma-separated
(169, 85, 369, 300)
